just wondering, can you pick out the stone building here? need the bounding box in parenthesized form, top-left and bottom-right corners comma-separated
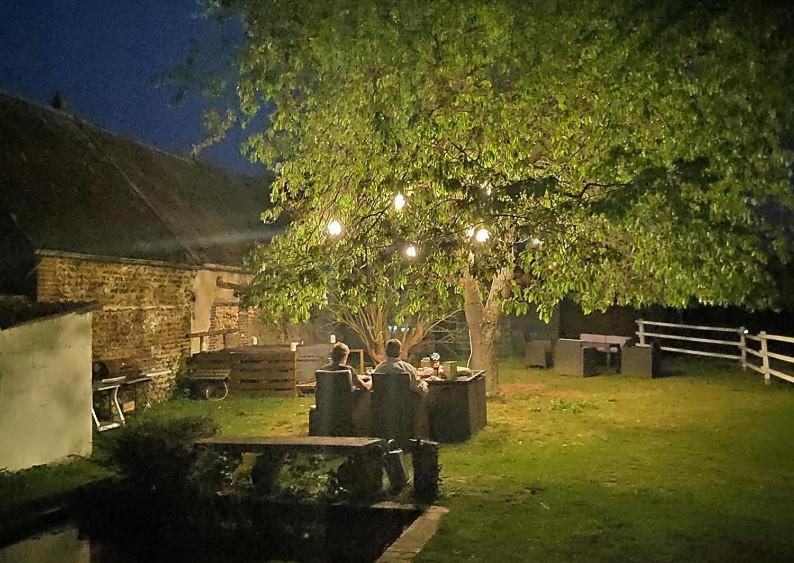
(0, 91, 279, 400)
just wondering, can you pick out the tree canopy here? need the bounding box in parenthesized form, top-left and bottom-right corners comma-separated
(197, 0, 794, 383)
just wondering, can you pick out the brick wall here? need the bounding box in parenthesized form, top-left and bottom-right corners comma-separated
(36, 256, 252, 402)
(37, 256, 194, 400)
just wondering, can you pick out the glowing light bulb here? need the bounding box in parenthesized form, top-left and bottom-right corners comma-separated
(327, 219, 342, 236)
(405, 244, 418, 258)
(394, 193, 406, 211)
(475, 228, 490, 243)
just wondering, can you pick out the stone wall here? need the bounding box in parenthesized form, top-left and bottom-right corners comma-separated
(36, 255, 257, 402)
(0, 312, 93, 471)
(37, 256, 194, 400)
(34, 255, 333, 401)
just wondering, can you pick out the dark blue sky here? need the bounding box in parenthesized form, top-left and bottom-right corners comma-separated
(0, 0, 263, 176)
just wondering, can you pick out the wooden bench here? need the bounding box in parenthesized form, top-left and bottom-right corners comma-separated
(188, 348, 298, 397)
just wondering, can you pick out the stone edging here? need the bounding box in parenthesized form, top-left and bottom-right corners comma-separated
(377, 505, 449, 562)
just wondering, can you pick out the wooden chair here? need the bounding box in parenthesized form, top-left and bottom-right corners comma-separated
(371, 372, 417, 448)
(309, 370, 354, 437)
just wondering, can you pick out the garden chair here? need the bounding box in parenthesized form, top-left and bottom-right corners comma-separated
(309, 369, 354, 436)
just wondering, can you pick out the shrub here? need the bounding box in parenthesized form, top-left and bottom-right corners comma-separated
(108, 415, 219, 504)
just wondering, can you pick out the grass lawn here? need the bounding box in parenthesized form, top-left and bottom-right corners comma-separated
(2, 356, 793, 561)
(421, 358, 794, 562)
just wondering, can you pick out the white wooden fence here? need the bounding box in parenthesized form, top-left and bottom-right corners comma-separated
(636, 319, 794, 385)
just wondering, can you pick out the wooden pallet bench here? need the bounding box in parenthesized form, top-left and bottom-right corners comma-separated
(188, 349, 298, 397)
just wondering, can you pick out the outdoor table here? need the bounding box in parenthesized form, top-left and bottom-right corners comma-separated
(425, 370, 487, 442)
(92, 376, 126, 431)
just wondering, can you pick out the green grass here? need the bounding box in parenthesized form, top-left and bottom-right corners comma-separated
(420, 358, 794, 562)
(0, 396, 312, 517)
(0, 458, 111, 518)
(2, 358, 793, 561)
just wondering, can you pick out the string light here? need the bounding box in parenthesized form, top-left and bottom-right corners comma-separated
(475, 228, 490, 243)
(405, 244, 418, 258)
(327, 219, 342, 236)
(394, 193, 406, 211)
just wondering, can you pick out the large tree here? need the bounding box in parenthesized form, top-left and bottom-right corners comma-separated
(199, 0, 794, 392)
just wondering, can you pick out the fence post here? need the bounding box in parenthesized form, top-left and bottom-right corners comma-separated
(760, 331, 771, 385)
(739, 327, 747, 371)
(637, 319, 646, 346)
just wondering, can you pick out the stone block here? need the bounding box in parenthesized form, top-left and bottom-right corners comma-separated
(553, 339, 581, 376)
(524, 339, 552, 368)
(621, 344, 660, 378)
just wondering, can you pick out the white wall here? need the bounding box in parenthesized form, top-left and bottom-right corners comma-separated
(190, 269, 251, 354)
(0, 312, 93, 471)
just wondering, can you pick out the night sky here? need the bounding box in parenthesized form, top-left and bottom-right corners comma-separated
(0, 0, 263, 176)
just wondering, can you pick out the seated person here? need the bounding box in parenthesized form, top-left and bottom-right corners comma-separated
(373, 338, 428, 396)
(322, 342, 370, 392)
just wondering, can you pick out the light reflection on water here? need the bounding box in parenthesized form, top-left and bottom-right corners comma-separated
(0, 525, 89, 563)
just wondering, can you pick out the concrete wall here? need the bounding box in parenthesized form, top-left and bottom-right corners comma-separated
(0, 312, 92, 471)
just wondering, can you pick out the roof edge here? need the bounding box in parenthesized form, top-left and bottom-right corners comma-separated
(34, 249, 246, 273)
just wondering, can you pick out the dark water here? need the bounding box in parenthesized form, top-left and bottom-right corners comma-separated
(0, 505, 418, 563)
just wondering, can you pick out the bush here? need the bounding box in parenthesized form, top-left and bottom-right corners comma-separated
(108, 415, 219, 503)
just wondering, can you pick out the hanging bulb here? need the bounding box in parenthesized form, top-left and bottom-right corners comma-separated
(405, 244, 418, 258)
(327, 219, 342, 236)
(475, 228, 490, 243)
(394, 193, 406, 211)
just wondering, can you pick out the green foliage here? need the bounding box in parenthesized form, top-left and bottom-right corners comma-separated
(107, 415, 219, 498)
(201, 0, 794, 322)
(0, 458, 111, 518)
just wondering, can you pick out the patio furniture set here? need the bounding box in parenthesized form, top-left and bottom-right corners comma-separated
(525, 333, 660, 377)
(308, 369, 487, 446)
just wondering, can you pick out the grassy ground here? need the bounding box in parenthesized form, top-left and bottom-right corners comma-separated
(0, 458, 111, 518)
(2, 357, 792, 561)
(421, 358, 794, 562)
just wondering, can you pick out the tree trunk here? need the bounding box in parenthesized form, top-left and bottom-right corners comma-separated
(335, 305, 441, 364)
(462, 267, 512, 395)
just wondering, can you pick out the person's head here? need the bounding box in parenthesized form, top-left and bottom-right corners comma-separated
(330, 342, 350, 364)
(385, 339, 402, 359)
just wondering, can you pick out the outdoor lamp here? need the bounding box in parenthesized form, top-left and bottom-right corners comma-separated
(327, 219, 343, 236)
(405, 244, 418, 258)
(394, 193, 406, 211)
(475, 228, 490, 243)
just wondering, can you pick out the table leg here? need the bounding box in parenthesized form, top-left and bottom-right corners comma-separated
(112, 386, 125, 426)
